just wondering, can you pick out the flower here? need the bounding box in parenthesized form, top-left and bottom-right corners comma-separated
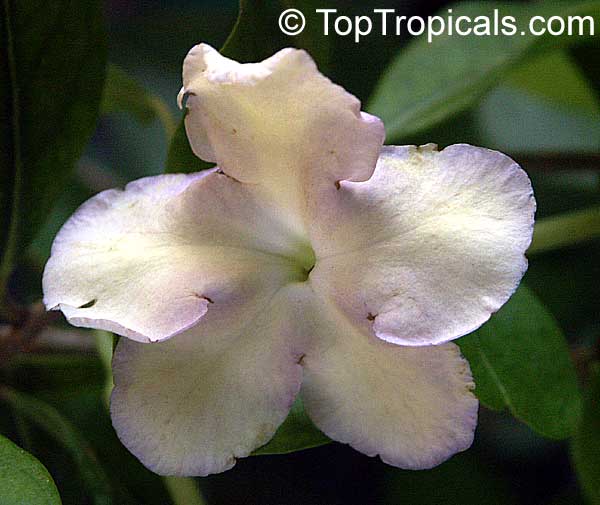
(42, 43, 535, 476)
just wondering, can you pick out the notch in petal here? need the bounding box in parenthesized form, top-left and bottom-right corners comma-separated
(299, 290, 478, 469)
(179, 43, 384, 231)
(310, 143, 535, 346)
(43, 171, 310, 343)
(111, 284, 306, 476)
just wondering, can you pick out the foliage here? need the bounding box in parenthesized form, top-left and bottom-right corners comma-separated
(0, 388, 112, 505)
(0, 0, 107, 291)
(253, 398, 331, 455)
(368, 1, 600, 142)
(101, 64, 176, 139)
(458, 285, 581, 439)
(0, 434, 61, 505)
(572, 364, 600, 505)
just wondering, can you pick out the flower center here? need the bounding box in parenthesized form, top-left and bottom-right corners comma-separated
(297, 244, 316, 282)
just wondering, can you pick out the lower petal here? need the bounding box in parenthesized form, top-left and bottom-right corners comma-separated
(110, 284, 307, 476)
(300, 292, 478, 470)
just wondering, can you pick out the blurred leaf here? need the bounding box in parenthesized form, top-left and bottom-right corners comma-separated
(571, 43, 600, 100)
(222, 0, 330, 68)
(55, 388, 171, 505)
(507, 49, 600, 116)
(0, 433, 61, 505)
(458, 285, 581, 439)
(475, 85, 600, 153)
(515, 169, 600, 336)
(572, 363, 600, 505)
(369, 1, 600, 142)
(5, 344, 171, 504)
(6, 353, 105, 392)
(528, 170, 600, 220)
(0, 0, 107, 289)
(165, 0, 331, 173)
(252, 397, 330, 455)
(101, 65, 155, 124)
(529, 205, 600, 255)
(27, 168, 99, 271)
(384, 450, 516, 505)
(0, 387, 112, 505)
(220, 0, 291, 63)
(526, 243, 600, 338)
(34, 386, 172, 505)
(101, 64, 176, 139)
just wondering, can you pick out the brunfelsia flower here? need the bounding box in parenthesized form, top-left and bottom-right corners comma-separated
(42, 43, 535, 476)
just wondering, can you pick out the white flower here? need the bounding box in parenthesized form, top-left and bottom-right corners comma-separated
(42, 44, 535, 476)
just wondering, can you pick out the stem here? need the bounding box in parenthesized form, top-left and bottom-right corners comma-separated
(93, 330, 114, 407)
(163, 476, 208, 505)
(529, 205, 600, 255)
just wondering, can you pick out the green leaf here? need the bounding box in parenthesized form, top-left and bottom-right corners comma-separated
(0, 387, 112, 505)
(368, 1, 600, 142)
(101, 64, 176, 139)
(30, 386, 172, 505)
(529, 205, 600, 255)
(252, 397, 330, 455)
(506, 49, 600, 116)
(221, 0, 330, 68)
(0, 0, 107, 290)
(220, 0, 291, 63)
(165, 0, 331, 173)
(572, 363, 600, 505)
(458, 285, 581, 439)
(0, 434, 62, 505)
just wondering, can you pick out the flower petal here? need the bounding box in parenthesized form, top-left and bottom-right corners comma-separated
(300, 291, 478, 469)
(309, 144, 535, 346)
(111, 284, 306, 476)
(43, 171, 310, 342)
(179, 43, 384, 232)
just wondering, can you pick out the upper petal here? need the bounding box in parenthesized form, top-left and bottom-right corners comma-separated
(111, 283, 307, 476)
(43, 171, 310, 342)
(309, 144, 535, 346)
(179, 43, 384, 233)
